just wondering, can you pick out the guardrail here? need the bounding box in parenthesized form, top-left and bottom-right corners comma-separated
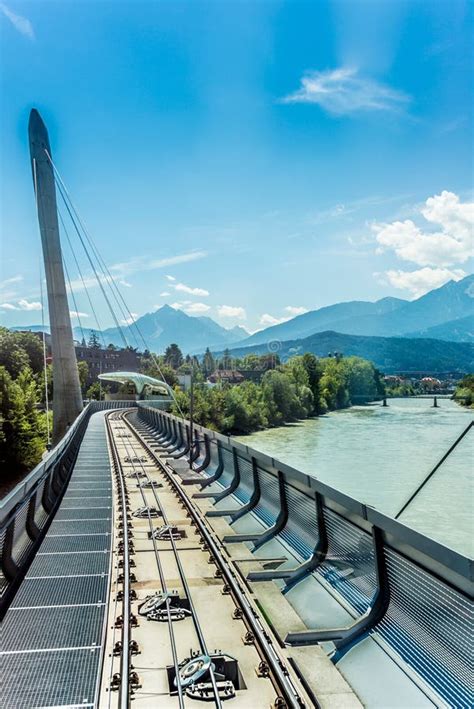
(0, 400, 136, 616)
(137, 404, 473, 709)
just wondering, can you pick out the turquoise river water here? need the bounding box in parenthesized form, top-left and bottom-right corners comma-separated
(237, 398, 473, 557)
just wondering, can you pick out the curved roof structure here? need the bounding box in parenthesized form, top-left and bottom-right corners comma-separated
(98, 371, 173, 396)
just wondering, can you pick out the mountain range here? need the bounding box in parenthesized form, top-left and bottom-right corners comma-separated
(235, 275, 473, 348)
(13, 305, 250, 353)
(11, 276, 473, 371)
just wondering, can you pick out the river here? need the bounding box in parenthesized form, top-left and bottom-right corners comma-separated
(236, 398, 473, 556)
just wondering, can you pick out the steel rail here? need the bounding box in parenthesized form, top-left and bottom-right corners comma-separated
(124, 411, 306, 709)
(109, 413, 186, 708)
(105, 412, 131, 709)
(118, 411, 224, 708)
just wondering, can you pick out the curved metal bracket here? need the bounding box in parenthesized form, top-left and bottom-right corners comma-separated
(284, 526, 390, 659)
(248, 493, 328, 584)
(26, 492, 41, 541)
(206, 457, 261, 520)
(209, 448, 241, 502)
(193, 435, 211, 473)
(193, 445, 224, 496)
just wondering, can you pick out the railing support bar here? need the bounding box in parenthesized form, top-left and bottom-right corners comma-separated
(285, 526, 390, 656)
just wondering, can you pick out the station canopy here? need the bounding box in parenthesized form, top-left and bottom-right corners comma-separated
(98, 371, 173, 397)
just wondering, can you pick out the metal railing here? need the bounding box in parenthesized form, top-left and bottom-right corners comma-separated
(0, 400, 136, 616)
(137, 404, 473, 709)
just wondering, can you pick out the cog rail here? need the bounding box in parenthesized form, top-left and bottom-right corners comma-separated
(120, 410, 306, 709)
(106, 410, 224, 708)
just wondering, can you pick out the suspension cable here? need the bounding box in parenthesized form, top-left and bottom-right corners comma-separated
(53, 173, 129, 349)
(45, 149, 186, 419)
(61, 254, 85, 344)
(395, 420, 473, 518)
(46, 151, 142, 351)
(57, 206, 107, 348)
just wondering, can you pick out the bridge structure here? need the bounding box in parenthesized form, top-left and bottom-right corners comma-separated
(0, 111, 473, 708)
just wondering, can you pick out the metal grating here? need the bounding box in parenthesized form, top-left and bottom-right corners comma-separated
(317, 508, 377, 615)
(2, 647, 100, 708)
(254, 467, 280, 527)
(233, 456, 253, 505)
(219, 448, 235, 487)
(26, 549, 110, 578)
(2, 604, 105, 651)
(61, 494, 112, 503)
(12, 574, 109, 608)
(39, 533, 111, 554)
(47, 519, 112, 536)
(281, 485, 319, 559)
(376, 548, 474, 708)
(54, 507, 111, 521)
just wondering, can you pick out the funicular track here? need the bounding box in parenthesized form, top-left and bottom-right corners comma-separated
(105, 409, 307, 709)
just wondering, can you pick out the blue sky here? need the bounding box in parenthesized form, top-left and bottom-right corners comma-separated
(1, 0, 472, 335)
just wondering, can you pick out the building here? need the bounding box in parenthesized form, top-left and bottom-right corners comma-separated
(208, 369, 245, 385)
(75, 345, 140, 385)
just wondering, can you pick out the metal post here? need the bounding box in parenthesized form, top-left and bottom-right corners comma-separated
(189, 369, 194, 470)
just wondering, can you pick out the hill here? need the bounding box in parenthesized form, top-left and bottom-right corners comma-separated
(406, 315, 474, 343)
(220, 330, 474, 374)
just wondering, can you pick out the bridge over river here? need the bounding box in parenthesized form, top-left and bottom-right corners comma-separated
(0, 110, 472, 708)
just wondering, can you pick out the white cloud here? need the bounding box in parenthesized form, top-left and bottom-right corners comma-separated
(70, 310, 89, 319)
(174, 282, 209, 297)
(377, 267, 467, 298)
(285, 306, 308, 316)
(184, 302, 211, 314)
(258, 306, 308, 327)
(110, 251, 207, 278)
(119, 279, 132, 288)
(374, 191, 473, 268)
(0, 275, 23, 289)
(170, 300, 211, 315)
(0, 298, 42, 311)
(160, 291, 171, 297)
(0, 2, 34, 39)
(281, 67, 408, 115)
(0, 274, 23, 302)
(120, 313, 138, 325)
(259, 313, 289, 326)
(218, 305, 247, 320)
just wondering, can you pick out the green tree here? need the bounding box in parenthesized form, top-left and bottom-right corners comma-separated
(454, 374, 474, 407)
(140, 356, 178, 388)
(164, 343, 183, 369)
(0, 365, 47, 475)
(221, 348, 232, 370)
(14, 332, 44, 374)
(262, 370, 305, 425)
(88, 331, 101, 349)
(0, 328, 31, 378)
(77, 361, 89, 393)
(202, 348, 216, 377)
(86, 381, 102, 400)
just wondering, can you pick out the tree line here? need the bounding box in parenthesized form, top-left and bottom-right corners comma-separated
(157, 347, 385, 435)
(0, 328, 51, 484)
